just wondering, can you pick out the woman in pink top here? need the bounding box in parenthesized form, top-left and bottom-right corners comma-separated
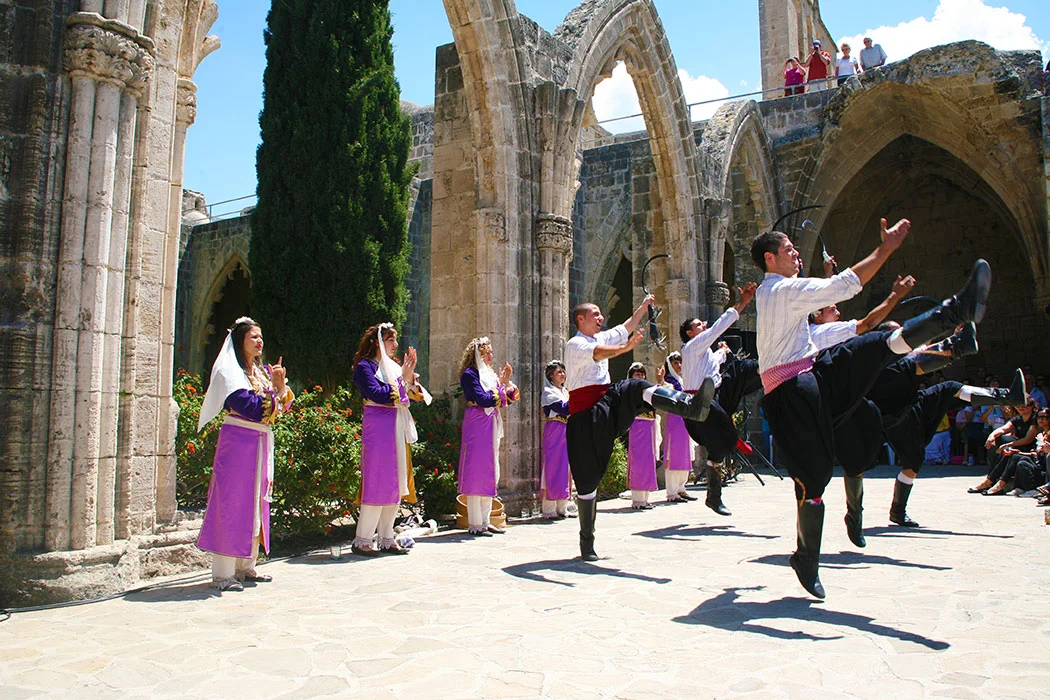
(784, 57, 806, 96)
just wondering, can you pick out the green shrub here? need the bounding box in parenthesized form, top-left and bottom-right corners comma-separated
(270, 384, 363, 538)
(408, 392, 462, 520)
(597, 437, 628, 500)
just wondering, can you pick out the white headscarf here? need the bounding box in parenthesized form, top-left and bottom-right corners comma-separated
(198, 323, 253, 431)
(541, 360, 568, 409)
(665, 352, 683, 386)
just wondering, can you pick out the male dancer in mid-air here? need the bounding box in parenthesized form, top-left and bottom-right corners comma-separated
(678, 282, 759, 516)
(565, 296, 714, 561)
(751, 216, 990, 598)
(809, 271, 1024, 542)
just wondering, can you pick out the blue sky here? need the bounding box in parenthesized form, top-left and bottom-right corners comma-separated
(185, 0, 1049, 211)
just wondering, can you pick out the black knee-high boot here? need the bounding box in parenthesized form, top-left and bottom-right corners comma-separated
(651, 378, 715, 422)
(705, 464, 731, 516)
(910, 322, 978, 375)
(576, 498, 599, 561)
(900, 260, 990, 349)
(790, 501, 826, 599)
(889, 479, 919, 527)
(843, 475, 866, 548)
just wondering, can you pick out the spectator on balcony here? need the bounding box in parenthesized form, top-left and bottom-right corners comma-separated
(836, 43, 861, 86)
(784, 57, 806, 96)
(806, 40, 832, 89)
(859, 37, 887, 71)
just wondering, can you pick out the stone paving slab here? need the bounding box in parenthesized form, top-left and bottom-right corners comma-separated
(2, 467, 1048, 699)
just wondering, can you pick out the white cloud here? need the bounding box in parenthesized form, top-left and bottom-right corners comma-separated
(838, 0, 1047, 66)
(590, 62, 731, 134)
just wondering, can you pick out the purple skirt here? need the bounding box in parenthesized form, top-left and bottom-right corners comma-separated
(542, 419, 570, 500)
(360, 404, 400, 505)
(628, 417, 658, 491)
(197, 418, 272, 558)
(458, 406, 499, 497)
(663, 414, 692, 471)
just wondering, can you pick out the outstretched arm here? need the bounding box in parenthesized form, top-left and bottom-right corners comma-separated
(856, 275, 916, 333)
(848, 218, 911, 286)
(623, 294, 656, 334)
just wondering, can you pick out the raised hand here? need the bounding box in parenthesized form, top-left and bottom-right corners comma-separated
(271, 356, 287, 394)
(881, 217, 911, 251)
(892, 274, 916, 296)
(625, 328, 645, 351)
(498, 361, 514, 386)
(656, 365, 666, 383)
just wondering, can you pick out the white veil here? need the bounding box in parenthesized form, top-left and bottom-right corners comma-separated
(198, 327, 252, 431)
(541, 360, 568, 408)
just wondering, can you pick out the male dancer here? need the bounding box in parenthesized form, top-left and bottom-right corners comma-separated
(810, 279, 1024, 541)
(565, 296, 715, 561)
(678, 282, 759, 516)
(751, 217, 990, 598)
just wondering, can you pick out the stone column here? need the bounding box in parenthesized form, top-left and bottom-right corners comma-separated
(155, 78, 198, 523)
(47, 13, 154, 551)
(535, 214, 573, 364)
(703, 196, 732, 322)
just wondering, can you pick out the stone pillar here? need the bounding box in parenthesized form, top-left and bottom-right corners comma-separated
(47, 12, 154, 551)
(535, 214, 573, 364)
(703, 197, 732, 322)
(155, 78, 199, 522)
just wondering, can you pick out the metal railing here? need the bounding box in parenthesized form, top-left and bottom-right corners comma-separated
(203, 194, 257, 222)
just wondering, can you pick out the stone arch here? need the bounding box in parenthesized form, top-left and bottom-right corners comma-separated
(700, 100, 780, 303)
(818, 134, 1047, 374)
(193, 255, 251, 375)
(555, 0, 703, 330)
(794, 80, 1045, 286)
(441, 0, 525, 215)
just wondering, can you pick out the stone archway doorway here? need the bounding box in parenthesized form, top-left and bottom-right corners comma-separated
(819, 134, 1047, 377)
(201, 260, 251, 379)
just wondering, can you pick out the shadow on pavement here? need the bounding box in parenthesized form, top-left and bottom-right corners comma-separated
(863, 525, 1012, 539)
(749, 550, 951, 571)
(674, 586, 949, 650)
(502, 558, 673, 587)
(633, 523, 779, 541)
(124, 581, 218, 603)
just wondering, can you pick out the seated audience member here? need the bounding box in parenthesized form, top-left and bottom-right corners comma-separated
(1004, 408, 1050, 497)
(968, 397, 1038, 494)
(924, 413, 951, 464)
(1027, 367, 1048, 408)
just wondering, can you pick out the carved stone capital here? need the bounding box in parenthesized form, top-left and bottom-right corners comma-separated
(176, 79, 198, 127)
(472, 207, 506, 242)
(64, 13, 155, 96)
(665, 277, 693, 302)
(535, 214, 573, 255)
(705, 280, 731, 307)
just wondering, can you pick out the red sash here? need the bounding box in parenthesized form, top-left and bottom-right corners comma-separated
(569, 384, 610, 415)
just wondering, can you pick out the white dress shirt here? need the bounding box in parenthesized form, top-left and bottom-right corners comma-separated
(756, 269, 863, 373)
(565, 325, 628, 391)
(809, 319, 858, 351)
(681, 307, 739, 391)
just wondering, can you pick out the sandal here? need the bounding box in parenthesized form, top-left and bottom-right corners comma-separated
(211, 578, 243, 592)
(967, 486, 988, 494)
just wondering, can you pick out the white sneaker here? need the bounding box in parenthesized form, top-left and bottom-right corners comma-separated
(1018, 489, 1039, 498)
(1006, 488, 1024, 496)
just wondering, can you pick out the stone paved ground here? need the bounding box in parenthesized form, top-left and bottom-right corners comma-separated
(2, 466, 1049, 699)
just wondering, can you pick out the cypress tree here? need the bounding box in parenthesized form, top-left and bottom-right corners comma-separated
(250, 0, 413, 388)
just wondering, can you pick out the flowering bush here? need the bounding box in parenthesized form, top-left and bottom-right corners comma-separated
(173, 371, 220, 510)
(270, 384, 362, 538)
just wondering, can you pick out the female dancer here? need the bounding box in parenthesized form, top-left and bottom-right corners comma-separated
(458, 337, 519, 535)
(627, 363, 661, 510)
(351, 323, 427, 556)
(197, 317, 293, 592)
(662, 352, 697, 503)
(540, 360, 572, 519)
